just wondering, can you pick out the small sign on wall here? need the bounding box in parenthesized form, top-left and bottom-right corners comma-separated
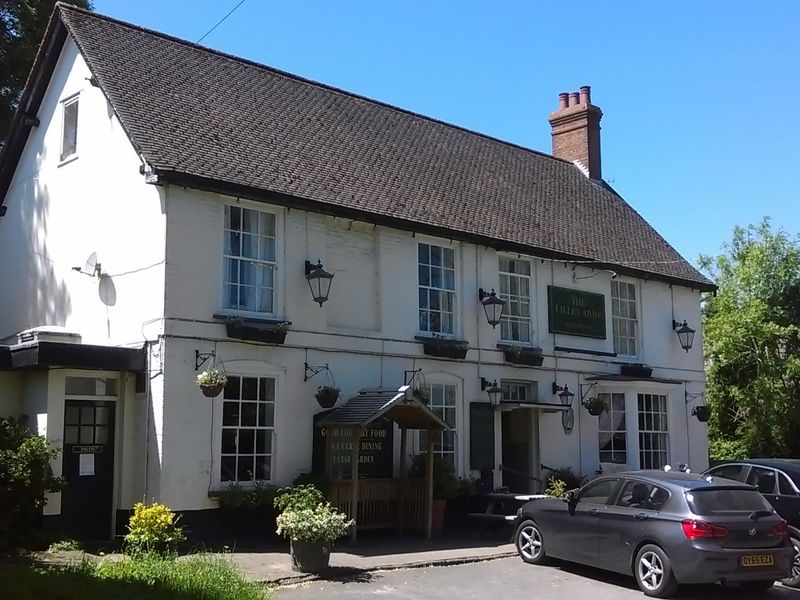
(79, 453, 95, 476)
(548, 286, 606, 339)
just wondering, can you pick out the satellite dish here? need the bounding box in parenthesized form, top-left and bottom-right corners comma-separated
(98, 274, 116, 306)
(73, 252, 102, 277)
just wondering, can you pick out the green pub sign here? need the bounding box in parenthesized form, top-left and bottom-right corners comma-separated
(548, 286, 606, 339)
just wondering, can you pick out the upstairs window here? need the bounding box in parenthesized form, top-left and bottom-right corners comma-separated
(418, 243, 455, 335)
(611, 280, 638, 356)
(498, 257, 532, 343)
(223, 205, 277, 315)
(61, 96, 79, 161)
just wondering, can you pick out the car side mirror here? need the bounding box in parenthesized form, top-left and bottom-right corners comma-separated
(565, 490, 576, 505)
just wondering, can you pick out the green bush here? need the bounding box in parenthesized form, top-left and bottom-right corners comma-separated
(544, 467, 586, 492)
(124, 502, 186, 555)
(0, 416, 63, 550)
(273, 484, 324, 513)
(217, 482, 278, 511)
(292, 471, 331, 495)
(275, 503, 353, 543)
(544, 478, 567, 498)
(48, 538, 83, 552)
(409, 454, 459, 500)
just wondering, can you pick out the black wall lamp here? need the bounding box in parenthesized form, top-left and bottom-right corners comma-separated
(552, 382, 575, 406)
(480, 377, 503, 408)
(479, 288, 505, 328)
(305, 260, 334, 306)
(672, 320, 696, 352)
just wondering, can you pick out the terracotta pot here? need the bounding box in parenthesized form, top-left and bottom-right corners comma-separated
(431, 499, 447, 538)
(290, 539, 331, 573)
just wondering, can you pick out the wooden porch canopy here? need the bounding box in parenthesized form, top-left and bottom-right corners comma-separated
(316, 385, 449, 541)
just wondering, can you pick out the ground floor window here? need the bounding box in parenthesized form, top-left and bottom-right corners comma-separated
(221, 375, 275, 482)
(638, 393, 669, 469)
(419, 383, 457, 465)
(598, 392, 626, 464)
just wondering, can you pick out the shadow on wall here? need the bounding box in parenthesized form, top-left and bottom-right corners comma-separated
(7, 174, 73, 337)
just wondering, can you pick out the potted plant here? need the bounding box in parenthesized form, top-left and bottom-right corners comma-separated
(196, 367, 228, 397)
(583, 396, 608, 416)
(409, 454, 459, 537)
(274, 484, 353, 573)
(415, 334, 469, 359)
(315, 385, 340, 409)
(225, 318, 290, 344)
(692, 405, 711, 422)
(501, 345, 544, 367)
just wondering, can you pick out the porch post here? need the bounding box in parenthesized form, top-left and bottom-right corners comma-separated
(324, 426, 334, 480)
(397, 427, 407, 533)
(350, 427, 362, 544)
(425, 427, 434, 540)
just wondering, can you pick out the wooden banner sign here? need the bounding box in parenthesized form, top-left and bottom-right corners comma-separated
(548, 285, 606, 339)
(312, 415, 393, 479)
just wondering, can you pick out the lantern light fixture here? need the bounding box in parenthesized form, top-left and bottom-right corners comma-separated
(552, 382, 575, 406)
(305, 260, 334, 306)
(480, 377, 503, 408)
(672, 320, 696, 353)
(479, 288, 505, 328)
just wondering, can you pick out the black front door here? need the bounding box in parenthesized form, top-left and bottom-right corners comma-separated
(61, 400, 116, 541)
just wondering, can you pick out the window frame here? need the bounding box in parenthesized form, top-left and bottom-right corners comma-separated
(218, 201, 284, 319)
(417, 382, 458, 467)
(417, 240, 458, 337)
(578, 477, 621, 505)
(637, 393, 670, 469)
(611, 279, 640, 358)
(615, 479, 671, 512)
(598, 392, 627, 464)
(497, 255, 533, 344)
(60, 93, 80, 163)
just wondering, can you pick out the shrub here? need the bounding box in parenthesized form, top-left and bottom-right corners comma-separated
(409, 453, 459, 500)
(275, 502, 353, 543)
(48, 538, 83, 552)
(544, 478, 567, 498)
(273, 484, 324, 513)
(0, 416, 63, 550)
(124, 502, 186, 555)
(217, 482, 278, 511)
(292, 471, 331, 495)
(544, 467, 586, 492)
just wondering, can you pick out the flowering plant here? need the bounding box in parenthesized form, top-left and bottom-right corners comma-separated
(196, 368, 228, 388)
(276, 502, 354, 543)
(124, 501, 185, 554)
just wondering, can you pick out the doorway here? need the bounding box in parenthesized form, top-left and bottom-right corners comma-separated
(501, 409, 537, 493)
(61, 400, 116, 540)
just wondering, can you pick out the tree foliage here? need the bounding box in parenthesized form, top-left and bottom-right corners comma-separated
(700, 219, 800, 459)
(1, 0, 92, 148)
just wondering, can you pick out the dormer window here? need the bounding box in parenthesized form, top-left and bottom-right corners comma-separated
(61, 95, 79, 161)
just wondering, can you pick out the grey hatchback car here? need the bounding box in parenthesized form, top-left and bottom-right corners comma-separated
(513, 471, 794, 598)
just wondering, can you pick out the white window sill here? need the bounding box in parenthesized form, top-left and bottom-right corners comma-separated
(58, 154, 79, 167)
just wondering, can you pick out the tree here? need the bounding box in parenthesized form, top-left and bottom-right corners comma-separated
(699, 218, 800, 459)
(1, 1, 92, 149)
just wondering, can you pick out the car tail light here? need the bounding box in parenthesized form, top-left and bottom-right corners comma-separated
(770, 520, 788, 537)
(681, 519, 729, 539)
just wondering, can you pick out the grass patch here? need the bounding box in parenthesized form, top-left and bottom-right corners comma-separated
(2, 553, 269, 600)
(47, 539, 83, 552)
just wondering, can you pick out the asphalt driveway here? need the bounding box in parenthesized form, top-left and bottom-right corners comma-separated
(276, 556, 799, 600)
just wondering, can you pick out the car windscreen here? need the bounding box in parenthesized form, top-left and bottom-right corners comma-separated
(685, 488, 773, 516)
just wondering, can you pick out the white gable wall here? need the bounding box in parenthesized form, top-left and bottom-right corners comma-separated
(0, 37, 166, 347)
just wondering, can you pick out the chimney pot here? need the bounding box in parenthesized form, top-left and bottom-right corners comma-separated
(558, 92, 569, 110)
(569, 92, 579, 107)
(579, 86, 591, 104)
(548, 86, 603, 179)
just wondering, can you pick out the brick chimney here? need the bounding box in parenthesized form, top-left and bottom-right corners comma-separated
(548, 85, 603, 179)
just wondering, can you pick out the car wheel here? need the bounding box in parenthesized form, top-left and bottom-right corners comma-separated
(515, 519, 547, 565)
(634, 544, 679, 598)
(781, 536, 800, 588)
(739, 580, 774, 591)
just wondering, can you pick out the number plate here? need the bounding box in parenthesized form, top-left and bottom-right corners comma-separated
(741, 554, 774, 567)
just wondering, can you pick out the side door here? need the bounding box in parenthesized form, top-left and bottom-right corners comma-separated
(772, 471, 800, 530)
(556, 477, 621, 567)
(61, 400, 116, 541)
(597, 479, 670, 573)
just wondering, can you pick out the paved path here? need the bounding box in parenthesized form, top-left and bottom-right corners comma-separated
(276, 556, 799, 600)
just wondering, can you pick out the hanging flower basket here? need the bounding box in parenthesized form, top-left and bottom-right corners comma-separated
(583, 396, 608, 416)
(692, 405, 711, 423)
(315, 385, 340, 409)
(196, 368, 228, 398)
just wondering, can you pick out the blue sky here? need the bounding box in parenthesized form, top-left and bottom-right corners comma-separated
(94, 1, 799, 268)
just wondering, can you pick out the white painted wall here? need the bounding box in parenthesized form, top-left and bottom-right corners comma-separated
(0, 38, 166, 347)
(0, 372, 22, 416)
(156, 186, 707, 509)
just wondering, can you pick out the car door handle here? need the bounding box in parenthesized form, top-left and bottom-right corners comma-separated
(634, 513, 649, 520)
(588, 508, 599, 516)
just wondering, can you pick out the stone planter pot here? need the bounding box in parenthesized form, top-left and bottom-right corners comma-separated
(500, 345, 544, 366)
(416, 336, 469, 359)
(226, 321, 288, 345)
(199, 382, 225, 398)
(431, 499, 447, 538)
(290, 539, 331, 573)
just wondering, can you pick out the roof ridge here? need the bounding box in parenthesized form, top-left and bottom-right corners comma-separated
(55, 3, 572, 168)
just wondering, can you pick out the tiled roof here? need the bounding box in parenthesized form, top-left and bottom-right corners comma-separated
(316, 388, 449, 430)
(9, 5, 713, 289)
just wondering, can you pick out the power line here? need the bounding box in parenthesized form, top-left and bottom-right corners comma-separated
(196, 0, 249, 44)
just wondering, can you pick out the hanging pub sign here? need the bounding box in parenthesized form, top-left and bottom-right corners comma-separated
(548, 285, 606, 339)
(312, 413, 393, 479)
